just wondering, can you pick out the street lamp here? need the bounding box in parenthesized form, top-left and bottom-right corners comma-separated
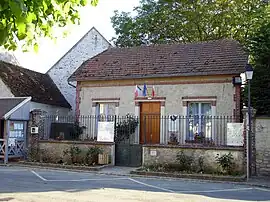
(245, 63, 253, 181)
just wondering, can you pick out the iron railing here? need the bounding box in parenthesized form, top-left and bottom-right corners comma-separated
(40, 115, 242, 146)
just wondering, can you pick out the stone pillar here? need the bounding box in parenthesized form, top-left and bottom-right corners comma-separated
(160, 101, 165, 144)
(182, 101, 188, 144)
(27, 109, 47, 162)
(242, 107, 257, 176)
(91, 102, 97, 138)
(135, 102, 140, 144)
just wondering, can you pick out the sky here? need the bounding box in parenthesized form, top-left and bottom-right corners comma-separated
(14, 0, 140, 73)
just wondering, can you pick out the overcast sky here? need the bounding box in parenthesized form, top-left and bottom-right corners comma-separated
(14, 0, 140, 73)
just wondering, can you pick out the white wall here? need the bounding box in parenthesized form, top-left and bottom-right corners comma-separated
(30, 102, 71, 116)
(47, 27, 110, 113)
(0, 78, 14, 97)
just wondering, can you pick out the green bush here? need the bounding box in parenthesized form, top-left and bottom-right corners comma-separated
(85, 147, 103, 165)
(63, 145, 81, 164)
(215, 152, 235, 175)
(176, 151, 195, 171)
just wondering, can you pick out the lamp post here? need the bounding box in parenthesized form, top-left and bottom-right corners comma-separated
(245, 64, 253, 181)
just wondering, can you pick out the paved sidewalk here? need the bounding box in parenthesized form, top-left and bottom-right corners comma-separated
(244, 176, 270, 188)
(97, 166, 138, 175)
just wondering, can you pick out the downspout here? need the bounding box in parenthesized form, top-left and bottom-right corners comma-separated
(68, 81, 76, 88)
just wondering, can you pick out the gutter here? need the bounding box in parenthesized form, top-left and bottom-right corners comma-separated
(68, 81, 76, 88)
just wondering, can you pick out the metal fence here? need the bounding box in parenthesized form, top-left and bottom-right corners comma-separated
(40, 115, 242, 146)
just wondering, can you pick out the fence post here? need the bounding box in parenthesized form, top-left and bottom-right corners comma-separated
(4, 138, 8, 164)
(242, 108, 257, 176)
(27, 109, 46, 162)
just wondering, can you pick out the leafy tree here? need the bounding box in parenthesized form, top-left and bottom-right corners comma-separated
(0, 0, 98, 51)
(111, 0, 269, 47)
(246, 21, 270, 115)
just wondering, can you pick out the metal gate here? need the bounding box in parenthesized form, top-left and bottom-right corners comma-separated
(115, 143, 142, 167)
(114, 116, 142, 167)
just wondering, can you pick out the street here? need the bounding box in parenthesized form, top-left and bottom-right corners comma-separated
(0, 166, 270, 202)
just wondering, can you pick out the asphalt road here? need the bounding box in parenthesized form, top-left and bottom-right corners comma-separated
(0, 166, 270, 202)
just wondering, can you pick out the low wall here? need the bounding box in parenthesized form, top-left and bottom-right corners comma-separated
(256, 117, 270, 176)
(143, 145, 244, 173)
(39, 140, 115, 165)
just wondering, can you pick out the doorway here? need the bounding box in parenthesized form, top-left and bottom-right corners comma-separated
(140, 102, 161, 144)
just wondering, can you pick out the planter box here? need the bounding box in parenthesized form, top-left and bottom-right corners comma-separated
(98, 154, 109, 165)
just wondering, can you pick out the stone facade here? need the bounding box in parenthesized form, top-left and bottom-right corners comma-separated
(30, 102, 71, 116)
(39, 140, 115, 165)
(0, 78, 14, 97)
(78, 75, 237, 116)
(255, 117, 270, 176)
(0, 78, 71, 116)
(47, 27, 110, 113)
(143, 145, 244, 173)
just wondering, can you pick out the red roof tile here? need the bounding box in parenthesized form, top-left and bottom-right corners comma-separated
(70, 39, 248, 81)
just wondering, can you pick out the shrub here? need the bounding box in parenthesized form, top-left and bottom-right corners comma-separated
(39, 148, 53, 163)
(176, 151, 194, 171)
(85, 146, 103, 165)
(63, 145, 81, 164)
(114, 115, 138, 143)
(215, 152, 234, 175)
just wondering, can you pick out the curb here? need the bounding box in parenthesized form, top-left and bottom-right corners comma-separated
(130, 171, 246, 182)
(1, 163, 270, 189)
(2, 162, 109, 172)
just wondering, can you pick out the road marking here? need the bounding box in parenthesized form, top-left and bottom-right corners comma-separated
(179, 187, 254, 193)
(46, 177, 129, 182)
(30, 170, 47, 181)
(128, 178, 175, 193)
(255, 187, 270, 192)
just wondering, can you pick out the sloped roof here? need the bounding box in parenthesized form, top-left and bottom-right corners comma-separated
(0, 98, 26, 119)
(46, 26, 111, 74)
(0, 61, 71, 108)
(70, 39, 248, 81)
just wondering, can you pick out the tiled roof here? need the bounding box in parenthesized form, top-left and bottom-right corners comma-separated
(0, 98, 26, 118)
(70, 39, 248, 81)
(0, 61, 71, 108)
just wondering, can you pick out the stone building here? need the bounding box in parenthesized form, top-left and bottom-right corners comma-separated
(47, 27, 111, 113)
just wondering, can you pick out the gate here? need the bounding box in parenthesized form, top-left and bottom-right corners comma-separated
(115, 143, 142, 167)
(114, 116, 142, 167)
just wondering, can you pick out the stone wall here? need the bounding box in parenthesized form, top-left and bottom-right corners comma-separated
(0, 78, 14, 97)
(143, 145, 244, 173)
(47, 27, 110, 113)
(39, 140, 115, 165)
(255, 117, 270, 176)
(79, 75, 236, 116)
(30, 102, 71, 116)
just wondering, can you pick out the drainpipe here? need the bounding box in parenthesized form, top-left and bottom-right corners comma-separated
(68, 81, 76, 88)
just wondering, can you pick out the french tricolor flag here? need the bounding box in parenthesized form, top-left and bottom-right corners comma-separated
(135, 85, 142, 97)
(152, 86, 155, 97)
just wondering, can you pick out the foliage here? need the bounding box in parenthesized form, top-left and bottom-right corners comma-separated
(244, 21, 270, 115)
(215, 152, 234, 174)
(63, 145, 81, 164)
(169, 133, 178, 143)
(111, 0, 269, 47)
(85, 146, 103, 165)
(39, 148, 53, 163)
(198, 156, 204, 173)
(0, 0, 98, 51)
(114, 115, 139, 143)
(70, 121, 86, 140)
(176, 151, 194, 171)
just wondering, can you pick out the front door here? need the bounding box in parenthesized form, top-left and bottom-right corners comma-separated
(140, 102, 161, 144)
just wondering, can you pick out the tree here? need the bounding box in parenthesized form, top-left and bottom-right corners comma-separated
(0, 0, 98, 51)
(111, 0, 270, 47)
(246, 21, 270, 115)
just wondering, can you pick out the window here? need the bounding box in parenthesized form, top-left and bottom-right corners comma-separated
(96, 103, 116, 122)
(187, 103, 212, 140)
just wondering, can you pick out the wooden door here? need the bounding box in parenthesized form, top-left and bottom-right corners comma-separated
(140, 102, 160, 144)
